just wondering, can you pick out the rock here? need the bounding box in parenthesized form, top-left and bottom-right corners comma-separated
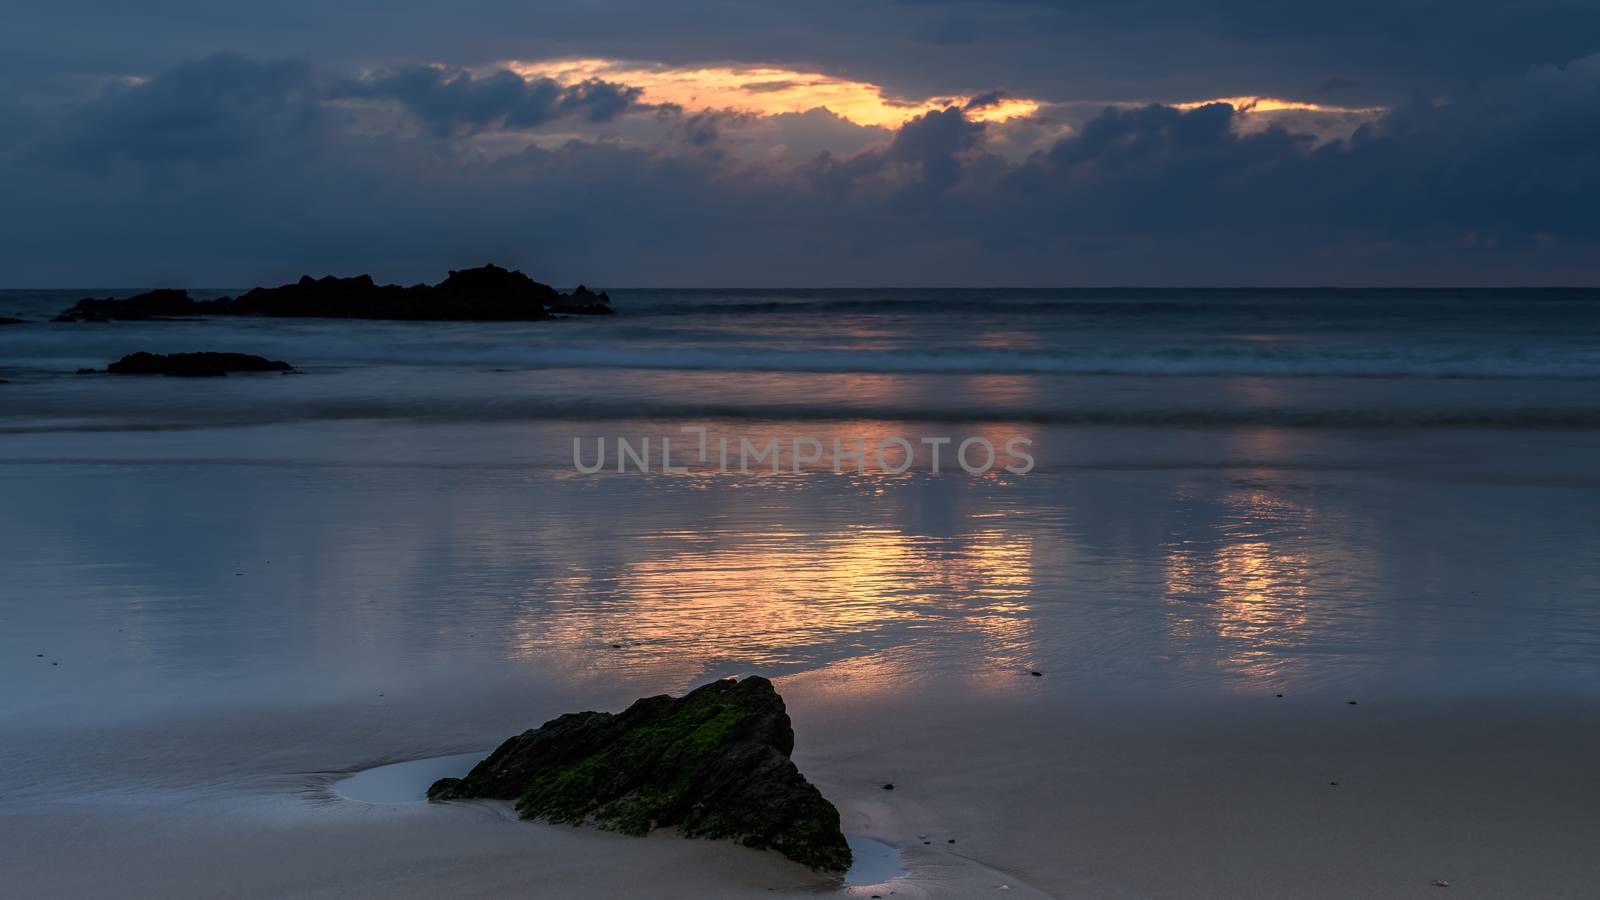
(226, 274, 427, 319)
(1029, 670, 1043, 677)
(429, 776, 463, 794)
(102, 352, 294, 377)
(427, 265, 562, 318)
(882, 783, 894, 790)
(224, 268, 556, 320)
(0, 316, 25, 325)
(53, 289, 212, 322)
(428, 676, 851, 872)
(52, 265, 612, 322)
(551, 283, 615, 316)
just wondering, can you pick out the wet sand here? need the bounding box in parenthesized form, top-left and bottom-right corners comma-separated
(2, 668, 1596, 899)
(4, 302, 1600, 898)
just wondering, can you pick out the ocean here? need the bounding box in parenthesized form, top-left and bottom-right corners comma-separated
(3, 287, 1600, 694)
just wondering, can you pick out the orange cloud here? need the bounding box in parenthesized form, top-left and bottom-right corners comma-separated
(501, 58, 1039, 128)
(1175, 95, 1385, 115)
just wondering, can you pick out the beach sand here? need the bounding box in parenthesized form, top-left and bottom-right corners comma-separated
(2, 669, 1595, 899)
(5, 287, 1600, 897)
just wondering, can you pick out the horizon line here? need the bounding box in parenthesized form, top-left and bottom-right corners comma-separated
(9, 284, 1600, 293)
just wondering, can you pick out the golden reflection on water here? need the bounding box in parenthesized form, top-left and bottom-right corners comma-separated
(1162, 480, 1322, 684)
(510, 523, 1038, 686)
(540, 368, 1052, 428)
(576, 417, 1041, 475)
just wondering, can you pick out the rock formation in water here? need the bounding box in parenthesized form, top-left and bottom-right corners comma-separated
(96, 351, 294, 377)
(0, 316, 25, 325)
(52, 289, 207, 322)
(550, 284, 614, 315)
(52, 265, 612, 322)
(427, 676, 851, 873)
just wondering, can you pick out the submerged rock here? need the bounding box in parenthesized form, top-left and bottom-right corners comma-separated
(102, 352, 294, 377)
(53, 265, 611, 322)
(428, 676, 851, 872)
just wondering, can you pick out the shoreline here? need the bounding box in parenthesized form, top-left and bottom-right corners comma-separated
(3, 675, 1597, 898)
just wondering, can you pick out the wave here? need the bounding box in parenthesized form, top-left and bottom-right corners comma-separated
(8, 338, 1600, 379)
(7, 399, 1600, 433)
(462, 345, 1600, 379)
(7, 288, 1600, 380)
(12, 286, 1600, 324)
(616, 297, 1210, 317)
(611, 286, 1600, 312)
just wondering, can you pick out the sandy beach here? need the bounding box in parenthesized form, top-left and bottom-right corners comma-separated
(3, 667, 1596, 898)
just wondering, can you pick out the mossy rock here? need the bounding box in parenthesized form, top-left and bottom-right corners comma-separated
(428, 676, 851, 872)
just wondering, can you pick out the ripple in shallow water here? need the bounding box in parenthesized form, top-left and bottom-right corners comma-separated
(331, 752, 487, 804)
(842, 835, 906, 886)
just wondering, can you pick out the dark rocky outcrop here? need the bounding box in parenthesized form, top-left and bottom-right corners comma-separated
(225, 274, 427, 320)
(99, 352, 294, 377)
(0, 316, 25, 325)
(550, 284, 615, 316)
(52, 289, 210, 322)
(428, 676, 850, 873)
(53, 265, 611, 322)
(426, 265, 563, 316)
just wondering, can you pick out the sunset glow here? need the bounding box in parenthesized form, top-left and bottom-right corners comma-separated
(503, 57, 1041, 127)
(511, 522, 1039, 683)
(1175, 95, 1386, 115)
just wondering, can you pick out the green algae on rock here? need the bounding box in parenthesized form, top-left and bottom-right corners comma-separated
(427, 676, 851, 872)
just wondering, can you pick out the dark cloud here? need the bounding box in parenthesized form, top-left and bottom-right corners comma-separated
(10, 0, 1598, 120)
(654, 108, 760, 161)
(740, 80, 811, 94)
(340, 66, 641, 135)
(683, 113, 721, 147)
(883, 106, 988, 194)
(897, 0, 1600, 94)
(807, 107, 987, 202)
(39, 54, 327, 170)
(6, 51, 1600, 286)
(963, 90, 1007, 110)
(992, 52, 1600, 247)
(34, 52, 643, 172)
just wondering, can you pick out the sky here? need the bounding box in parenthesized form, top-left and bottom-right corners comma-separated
(4, 1, 1600, 287)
